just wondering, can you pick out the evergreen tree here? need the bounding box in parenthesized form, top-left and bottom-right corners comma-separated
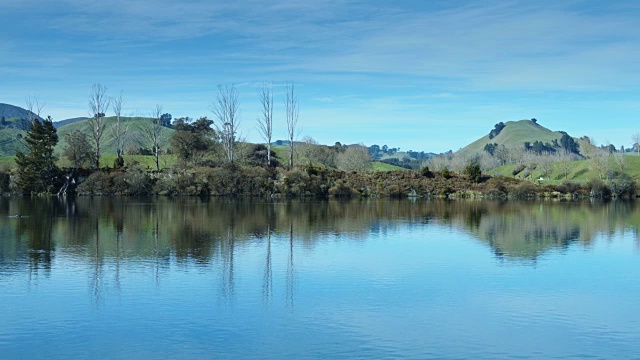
(464, 161, 482, 183)
(15, 116, 59, 194)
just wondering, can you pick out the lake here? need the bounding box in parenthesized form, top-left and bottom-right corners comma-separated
(1, 197, 639, 359)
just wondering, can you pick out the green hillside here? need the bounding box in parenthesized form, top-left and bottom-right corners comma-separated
(0, 103, 42, 121)
(54, 116, 175, 155)
(0, 128, 26, 157)
(372, 161, 406, 171)
(457, 119, 596, 157)
(0, 115, 175, 157)
(489, 155, 640, 184)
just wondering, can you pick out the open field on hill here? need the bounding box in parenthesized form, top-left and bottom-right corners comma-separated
(371, 161, 407, 171)
(489, 155, 640, 184)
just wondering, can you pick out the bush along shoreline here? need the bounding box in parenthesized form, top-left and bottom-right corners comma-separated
(1, 164, 635, 199)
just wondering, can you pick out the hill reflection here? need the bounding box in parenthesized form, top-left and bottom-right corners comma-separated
(1, 197, 639, 271)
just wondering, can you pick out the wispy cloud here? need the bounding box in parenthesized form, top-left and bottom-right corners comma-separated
(4, 0, 638, 91)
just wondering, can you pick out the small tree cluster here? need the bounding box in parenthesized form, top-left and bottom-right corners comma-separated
(488, 122, 505, 139)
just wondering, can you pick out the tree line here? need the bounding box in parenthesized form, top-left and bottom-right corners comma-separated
(9, 82, 377, 195)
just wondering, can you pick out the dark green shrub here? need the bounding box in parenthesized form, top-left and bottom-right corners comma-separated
(113, 156, 124, 169)
(305, 164, 320, 176)
(486, 176, 508, 195)
(112, 168, 151, 195)
(509, 183, 537, 199)
(0, 171, 10, 193)
(441, 167, 451, 179)
(385, 184, 405, 198)
(282, 169, 309, 197)
(609, 173, 635, 198)
(207, 167, 241, 196)
(329, 179, 356, 197)
(464, 162, 482, 183)
(77, 171, 112, 195)
(557, 181, 580, 194)
(419, 166, 434, 178)
(587, 178, 611, 199)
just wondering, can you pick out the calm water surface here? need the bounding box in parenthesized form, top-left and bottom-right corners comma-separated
(1, 197, 639, 359)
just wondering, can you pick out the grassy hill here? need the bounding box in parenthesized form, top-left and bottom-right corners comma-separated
(54, 117, 88, 128)
(0, 128, 27, 158)
(0, 114, 175, 157)
(54, 116, 175, 155)
(0, 103, 43, 121)
(456, 119, 596, 158)
(489, 155, 640, 184)
(371, 161, 406, 171)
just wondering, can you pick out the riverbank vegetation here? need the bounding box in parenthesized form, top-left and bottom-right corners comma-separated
(2, 88, 640, 199)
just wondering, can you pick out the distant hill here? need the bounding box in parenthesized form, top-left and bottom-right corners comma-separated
(54, 117, 88, 128)
(456, 119, 596, 157)
(0, 103, 43, 122)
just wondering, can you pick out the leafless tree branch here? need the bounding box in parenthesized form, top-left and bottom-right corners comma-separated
(284, 82, 300, 169)
(211, 84, 240, 163)
(110, 91, 129, 163)
(140, 104, 164, 171)
(257, 82, 273, 167)
(87, 84, 110, 168)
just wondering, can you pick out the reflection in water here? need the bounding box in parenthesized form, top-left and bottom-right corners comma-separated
(92, 218, 102, 305)
(287, 222, 294, 309)
(1, 198, 640, 284)
(263, 224, 272, 304)
(219, 227, 235, 301)
(1, 197, 640, 359)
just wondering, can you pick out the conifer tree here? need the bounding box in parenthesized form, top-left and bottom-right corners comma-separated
(15, 116, 59, 194)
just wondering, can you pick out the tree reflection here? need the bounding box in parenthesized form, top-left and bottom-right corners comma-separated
(286, 222, 295, 309)
(262, 224, 273, 304)
(91, 218, 102, 305)
(11, 198, 66, 277)
(1, 197, 640, 292)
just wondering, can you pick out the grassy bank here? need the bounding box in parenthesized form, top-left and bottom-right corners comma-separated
(490, 155, 640, 185)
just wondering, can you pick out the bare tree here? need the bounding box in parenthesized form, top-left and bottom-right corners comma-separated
(140, 104, 164, 171)
(110, 91, 129, 166)
(536, 152, 554, 180)
(63, 130, 94, 169)
(88, 84, 110, 168)
(632, 133, 640, 156)
(284, 82, 300, 169)
(211, 84, 240, 163)
(336, 144, 372, 171)
(591, 149, 611, 180)
(478, 152, 502, 172)
(581, 136, 597, 159)
(256, 83, 274, 167)
(554, 149, 575, 180)
(613, 148, 627, 173)
(299, 135, 320, 164)
(24, 95, 44, 124)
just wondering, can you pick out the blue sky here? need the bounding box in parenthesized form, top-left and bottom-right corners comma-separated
(1, 0, 639, 153)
